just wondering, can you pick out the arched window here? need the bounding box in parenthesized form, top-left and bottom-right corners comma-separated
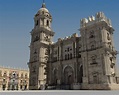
(46, 20, 49, 26)
(25, 73, 27, 78)
(68, 54, 70, 60)
(45, 48, 48, 55)
(3, 71, 7, 77)
(20, 79, 22, 83)
(3, 78, 5, 82)
(35, 36, 39, 41)
(32, 66, 36, 73)
(12, 72, 16, 78)
(36, 20, 39, 26)
(70, 53, 72, 59)
(91, 45, 95, 49)
(89, 31, 95, 38)
(67, 48, 70, 52)
(107, 33, 110, 40)
(78, 54, 81, 58)
(20, 85, 23, 90)
(33, 56, 37, 61)
(21, 73, 23, 78)
(90, 55, 97, 65)
(65, 55, 67, 60)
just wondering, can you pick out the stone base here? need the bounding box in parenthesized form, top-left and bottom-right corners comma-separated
(71, 83, 81, 90)
(81, 83, 119, 90)
(108, 84, 119, 90)
(29, 85, 39, 90)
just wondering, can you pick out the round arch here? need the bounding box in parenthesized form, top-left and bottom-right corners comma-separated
(52, 68, 58, 85)
(63, 65, 74, 73)
(79, 65, 83, 83)
(63, 66, 74, 85)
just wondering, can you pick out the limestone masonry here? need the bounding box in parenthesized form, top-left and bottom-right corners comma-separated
(28, 3, 119, 90)
(0, 66, 29, 90)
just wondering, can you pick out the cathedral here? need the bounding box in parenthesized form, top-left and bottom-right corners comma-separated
(28, 2, 119, 90)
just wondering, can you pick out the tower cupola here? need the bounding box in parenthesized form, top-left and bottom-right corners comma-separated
(34, 2, 52, 30)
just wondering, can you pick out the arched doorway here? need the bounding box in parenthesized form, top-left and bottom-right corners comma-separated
(79, 65, 83, 83)
(53, 69, 58, 85)
(64, 66, 74, 85)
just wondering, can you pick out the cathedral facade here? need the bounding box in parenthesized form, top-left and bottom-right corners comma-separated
(28, 3, 119, 90)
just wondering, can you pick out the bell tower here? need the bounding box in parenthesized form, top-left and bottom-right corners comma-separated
(80, 12, 119, 90)
(28, 2, 54, 90)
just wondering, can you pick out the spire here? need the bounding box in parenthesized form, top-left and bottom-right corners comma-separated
(42, 0, 46, 8)
(43, 0, 45, 3)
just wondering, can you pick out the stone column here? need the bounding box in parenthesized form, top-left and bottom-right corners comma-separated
(82, 55, 88, 83)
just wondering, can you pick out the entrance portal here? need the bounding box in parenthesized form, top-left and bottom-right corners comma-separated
(64, 66, 74, 85)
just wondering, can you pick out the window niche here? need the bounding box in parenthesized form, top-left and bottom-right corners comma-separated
(21, 73, 23, 78)
(32, 66, 36, 73)
(65, 54, 67, 60)
(45, 48, 48, 55)
(33, 35, 40, 42)
(70, 53, 72, 59)
(25, 74, 27, 79)
(91, 45, 95, 49)
(3, 78, 6, 82)
(89, 30, 95, 38)
(46, 20, 49, 27)
(90, 55, 97, 65)
(34, 49, 37, 54)
(92, 72, 99, 84)
(68, 54, 70, 60)
(107, 33, 111, 40)
(67, 48, 70, 52)
(79, 45, 82, 51)
(78, 53, 81, 58)
(93, 75, 98, 84)
(35, 20, 39, 26)
(44, 35, 50, 42)
(3, 71, 7, 77)
(44, 56, 48, 62)
(90, 41, 96, 50)
(110, 57, 115, 68)
(33, 55, 37, 62)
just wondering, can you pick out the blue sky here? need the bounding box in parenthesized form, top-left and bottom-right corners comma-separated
(0, 0, 119, 69)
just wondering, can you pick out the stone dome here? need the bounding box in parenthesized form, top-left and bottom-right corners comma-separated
(38, 3, 49, 13)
